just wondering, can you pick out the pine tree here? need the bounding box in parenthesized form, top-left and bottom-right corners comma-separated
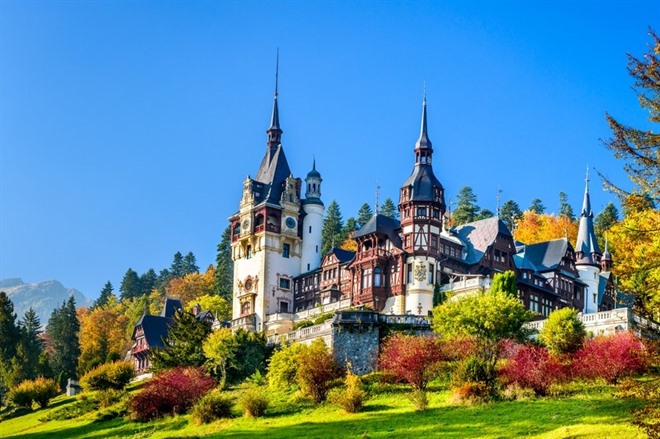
(0, 292, 19, 364)
(183, 251, 199, 275)
(528, 198, 546, 214)
(602, 30, 660, 203)
(356, 203, 373, 229)
(170, 251, 185, 278)
(476, 208, 495, 220)
(157, 269, 171, 292)
(594, 202, 620, 249)
(46, 297, 81, 386)
(321, 200, 345, 256)
(94, 281, 114, 309)
(150, 310, 211, 371)
(453, 186, 480, 225)
(119, 268, 141, 301)
(139, 269, 158, 296)
(559, 192, 575, 220)
(500, 199, 523, 232)
(215, 225, 234, 302)
(380, 197, 399, 220)
(19, 308, 44, 380)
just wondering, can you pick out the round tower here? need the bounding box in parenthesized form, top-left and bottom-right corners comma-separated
(398, 93, 445, 316)
(301, 160, 324, 273)
(575, 168, 602, 314)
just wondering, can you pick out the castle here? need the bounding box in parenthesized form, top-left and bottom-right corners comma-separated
(228, 80, 616, 335)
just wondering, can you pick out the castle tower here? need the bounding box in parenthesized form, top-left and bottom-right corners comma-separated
(575, 167, 602, 313)
(229, 63, 302, 334)
(397, 93, 446, 315)
(301, 160, 324, 273)
(601, 235, 613, 272)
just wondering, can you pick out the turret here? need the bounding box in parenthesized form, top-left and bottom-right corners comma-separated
(301, 160, 324, 272)
(575, 167, 602, 313)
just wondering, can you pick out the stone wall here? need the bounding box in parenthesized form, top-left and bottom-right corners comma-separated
(331, 311, 381, 375)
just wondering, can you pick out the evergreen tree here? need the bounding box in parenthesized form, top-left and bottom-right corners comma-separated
(183, 251, 199, 275)
(341, 217, 358, 237)
(215, 225, 234, 302)
(453, 186, 480, 225)
(94, 281, 114, 309)
(476, 208, 495, 220)
(46, 297, 81, 387)
(528, 198, 546, 214)
(157, 269, 171, 292)
(500, 199, 523, 232)
(380, 197, 399, 220)
(139, 269, 158, 296)
(594, 202, 620, 248)
(602, 30, 660, 203)
(321, 200, 345, 256)
(150, 310, 211, 371)
(559, 192, 575, 220)
(119, 268, 141, 301)
(19, 308, 44, 380)
(170, 251, 185, 278)
(0, 292, 19, 363)
(356, 203, 373, 229)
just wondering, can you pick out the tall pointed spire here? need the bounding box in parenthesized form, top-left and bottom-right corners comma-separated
(267, 49, 282, 152)
(415, 87, 433, 152)
(575, 165, 601, 265)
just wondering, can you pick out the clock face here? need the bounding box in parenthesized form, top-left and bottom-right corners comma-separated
(285, 217, 296, 229)
(242, 218, 250, 230)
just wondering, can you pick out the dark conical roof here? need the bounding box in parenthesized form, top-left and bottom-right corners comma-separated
(575, 168, 601, 265)
(415, 93, 432, 151)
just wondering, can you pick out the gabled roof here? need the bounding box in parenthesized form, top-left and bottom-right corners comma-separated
(354, 214, 402, 248)
(132, 314, 171, 349)
(253, 145, 293, 206)
(451, 217, 511, 265)
(516, 238, 572, 272)
(328, 247, 355, 264)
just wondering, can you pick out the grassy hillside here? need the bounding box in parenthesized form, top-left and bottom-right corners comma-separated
(0, 382, 646, 439)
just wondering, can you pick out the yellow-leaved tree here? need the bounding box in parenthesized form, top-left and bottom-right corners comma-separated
(166, 264, 216, 305)
(513, 211, 578, 245)
(78, 298, 130, 374)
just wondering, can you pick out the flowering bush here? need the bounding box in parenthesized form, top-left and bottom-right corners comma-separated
(574, 332, 648, 384)
(379, 334, 445, 391)
(499, 344, 567, 395)
(128, 367, 215, 421)
(81, 361, 135, 391)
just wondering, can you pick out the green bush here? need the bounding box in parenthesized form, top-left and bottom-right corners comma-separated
(96, 389, 126, 408)
(42, 394, 99, 421)
(192, 391, 234, 424)
(8, 378, 59, 409)
(293, 320, 314, 330)
(240, 386, 269, 418)
(267, 343, 305, 391)
(313, 312, 335, 325)
(539, 307, 586, 356)
(80, 361, 135, 391)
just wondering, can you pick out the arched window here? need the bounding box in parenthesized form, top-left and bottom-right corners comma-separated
(374, 267, 382, 287)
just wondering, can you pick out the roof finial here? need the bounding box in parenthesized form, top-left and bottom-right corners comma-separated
(585, 164, 590, 188)
(496, 187, 502, 216)
(375, 184, 381, 215)
(415, 84, 432, 152)
(275, 47, 279, 97)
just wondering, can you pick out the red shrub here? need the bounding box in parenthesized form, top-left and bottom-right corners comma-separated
(129, 367, 216, 421)
(379, 334, 445, 391)
(499, 344, 567, 396)
(573, 332, 648, 384)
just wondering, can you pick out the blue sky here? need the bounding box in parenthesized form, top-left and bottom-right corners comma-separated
(1, 1, 657, 300)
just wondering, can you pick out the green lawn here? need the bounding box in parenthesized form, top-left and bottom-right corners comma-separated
(0, 384, 646, 439)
